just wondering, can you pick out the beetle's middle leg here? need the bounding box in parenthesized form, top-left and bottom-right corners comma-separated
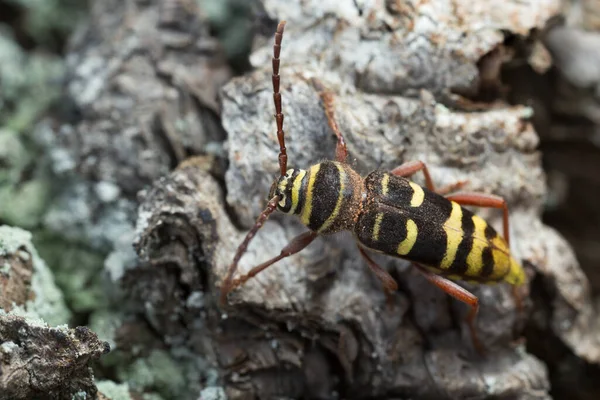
(413, 263, 483, 354)
(358, 247, 398, 307)
(390, 161, 467, 194)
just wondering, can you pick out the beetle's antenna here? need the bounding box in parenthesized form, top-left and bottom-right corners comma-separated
(273, 21, 287, 176)
(220, 195, 280, 305)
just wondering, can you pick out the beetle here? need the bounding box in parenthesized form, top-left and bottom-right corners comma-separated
(219, 21, 526, 352)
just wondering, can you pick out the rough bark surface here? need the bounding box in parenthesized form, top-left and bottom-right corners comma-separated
(504, 1, 600, 398)
(34, 0, 232, 251)
(0, 225, 109, 400)
(52, 0, 231, 195)
(12, 0, 600, 398)
(0, 314, 109, 400)
(129, 1, 600, 399)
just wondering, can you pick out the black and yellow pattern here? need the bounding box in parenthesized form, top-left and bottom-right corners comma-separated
(270, 162, 525, 286)
(271, 161, 362, 234)
(355, 171, 525, 285)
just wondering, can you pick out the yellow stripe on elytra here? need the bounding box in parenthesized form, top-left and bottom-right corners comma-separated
(408, 181, 425, 207)
(397, 219, 418, 255)
(318, 163, 346, 233)
(465, 215, 488, 277)
(381, 174, 389, 196)
(440, 201, 463, 269)
(289, 169, 306, 214)
(300, 165, 320, 225)
(372, 213, 384, 241)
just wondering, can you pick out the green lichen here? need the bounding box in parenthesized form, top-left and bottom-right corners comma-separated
(0, 29, 61, 229)
(0, 178, 52, 229)
(196, 0, 253, 70)
(95, 381, 133, 400)
(141, 394, 165, 400)
(33, 230, 108, 313)
(0, 225, 70, 325)
(113, 345, 219, 399)
(0, 129, 50, 228)
(120, 350, 187, 396)
(0, 30, 65, 132)
(87, 308, 123, 352)
(5, 0, 87, 48)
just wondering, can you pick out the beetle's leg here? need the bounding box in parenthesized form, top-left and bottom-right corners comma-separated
(413, 264, 483, 354)
(444, 192, 510, 247)
(222, 231, 318, 302)
(391, 161, 436, 191)
(390, 161, 469, 195)
(312, 79, 348, 163)
(435, 180, 469, 196)
(512, 285, 524, 311)
(358, 247, 398, 307)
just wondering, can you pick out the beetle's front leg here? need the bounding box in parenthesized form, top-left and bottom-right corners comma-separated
(221, 230, 318, 305)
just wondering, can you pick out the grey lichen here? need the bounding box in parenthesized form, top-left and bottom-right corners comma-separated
(198, 387, 227, 400)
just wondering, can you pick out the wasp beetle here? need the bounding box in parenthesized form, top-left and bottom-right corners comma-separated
(220, 21, 527, 352)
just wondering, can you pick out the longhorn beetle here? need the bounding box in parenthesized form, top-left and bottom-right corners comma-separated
(220, 21, 527, 352)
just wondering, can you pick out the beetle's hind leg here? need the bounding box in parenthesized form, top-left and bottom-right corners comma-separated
(413, 264, 483, 354)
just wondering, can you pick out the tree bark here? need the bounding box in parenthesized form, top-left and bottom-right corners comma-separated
(130, 1, 600, 399)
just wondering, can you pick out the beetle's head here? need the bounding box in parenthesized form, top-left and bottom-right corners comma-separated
(269, 168, 303, 213)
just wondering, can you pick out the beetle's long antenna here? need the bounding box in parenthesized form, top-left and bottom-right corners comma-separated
(273, 21, 287, 176)
(220, 195, 280, 305)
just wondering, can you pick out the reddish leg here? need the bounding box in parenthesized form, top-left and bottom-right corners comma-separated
(436, 180, 469, 196)
(391, 160, 468, 195)
(512, 285, 523, 312)
(312, 78, 348, 163)
(358, 247, 398, 307)
(223, 231, 318, 299)
(444, 192, 510, 246)
(391, 161, 436, 191)
(414, 264, 483, 354)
